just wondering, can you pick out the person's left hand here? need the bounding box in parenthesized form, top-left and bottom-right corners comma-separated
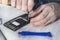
(11, 0, 34, 12)
(29, 3, 60, 26)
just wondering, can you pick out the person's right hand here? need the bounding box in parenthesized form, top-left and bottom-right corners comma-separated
(11, 0, 34, 12)
(29, 3, 60, 26)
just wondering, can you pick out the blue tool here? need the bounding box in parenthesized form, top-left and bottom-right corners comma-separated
(18, 31, 52, 37)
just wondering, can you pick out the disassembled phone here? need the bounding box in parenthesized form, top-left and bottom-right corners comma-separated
(4, 14, 30, 31)
(0, 30, 7, 40)
(3, 0, 44, 31)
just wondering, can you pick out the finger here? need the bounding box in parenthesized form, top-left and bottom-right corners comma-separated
(29, 5, 46, 18)
(16, 0, 22, 9)
(30, 7, 49, 23)
(11, 0, 16, 7)
(45, 13, 57, 26)
(28, 0, 34, 11)
(0, 0, 2, 4)
(32, 12, 52, 26)
(22, 0, 28, 11)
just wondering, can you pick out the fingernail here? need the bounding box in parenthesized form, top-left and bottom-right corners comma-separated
(29, 11, 33, 14)
(28, 11, 33, 17)
(28, 14, 31, 17)
(16, 6, 20, 9)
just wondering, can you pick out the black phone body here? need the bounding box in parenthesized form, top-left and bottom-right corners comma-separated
(4, 14, 30, 31)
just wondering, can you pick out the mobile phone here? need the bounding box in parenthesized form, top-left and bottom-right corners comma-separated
(0, 30, 7, 40)
(3, 14, 30, 31)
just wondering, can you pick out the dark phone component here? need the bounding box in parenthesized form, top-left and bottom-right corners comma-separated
(4, 14, 30, 31)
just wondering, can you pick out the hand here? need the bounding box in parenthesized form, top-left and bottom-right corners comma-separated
(29, 3, 60, 26)
(11, 0, 34, 11)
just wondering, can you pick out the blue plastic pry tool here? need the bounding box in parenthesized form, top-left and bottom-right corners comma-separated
(18, 31, 52, 37)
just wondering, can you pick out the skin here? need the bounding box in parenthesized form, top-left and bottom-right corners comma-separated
(29, 3, 60, 26)
(11, 0, 34, 12)
(11, 0, 60, 26)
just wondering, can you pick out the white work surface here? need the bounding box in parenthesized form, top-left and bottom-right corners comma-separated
(0, 5, 60, 40)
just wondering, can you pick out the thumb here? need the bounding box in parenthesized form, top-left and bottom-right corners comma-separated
(29, 5, 46, 18)
(28, 0, 35, 11)
(11, 0, 16, 7)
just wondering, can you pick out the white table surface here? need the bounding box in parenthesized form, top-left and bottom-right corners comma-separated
(0, 5, 60, 40)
